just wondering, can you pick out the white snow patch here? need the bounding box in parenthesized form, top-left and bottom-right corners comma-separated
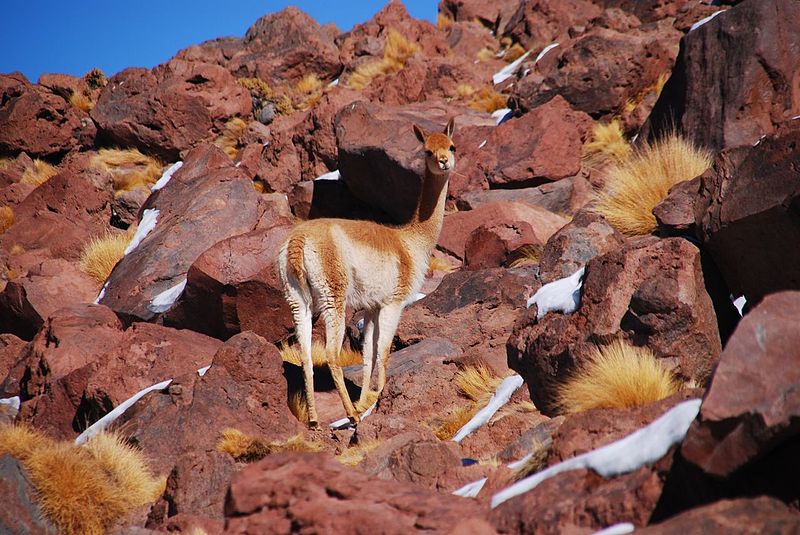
(330, 401, 377, 430)
(491, 398, 702, 508)
(792, 115, 800, 120)
(0, 396, 21, 412)
(452, 374, 525, 443)
(526, 266, 585, 320)
(328, 78, 340, 87)
(75, 379, 174, 445)
(94, 281, 109, 305)
(124, 208, 159, 255)
(507, 452, 534, 471)
(689, 10, 725, 32)
(492, 108, 512, 124)
(592, 523, 635, 535)
(534, 42, 559, 64)
(452, 477, 488, 498)
(478, 139, 487, 149)
(493, 50, 532, 85)
(405, 292, 426, 306)
(197, 365, 212, 377)
(148, 278, 187, 314)
(733, 295, 747, 316)
(151, 161, 183, 192)
(315, 169, 341, 181)
(522, 68, 530, 77)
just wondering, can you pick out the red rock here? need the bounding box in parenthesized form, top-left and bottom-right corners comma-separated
(335, 100, 494, 224)
(37, 73, 88, 100)
(118, 332, 301, 475)
(458, 408, 550, 463)
(0, 74, 94, 158)
(681, 291, 800, 477)
(638, 496, 800, 535)
(155, 514, 224, 535)
(223, 452, 493, 534)
(653, 177, 701, 236)
(0, 152, 33, 186)
(509, 237, 722, 414)
(0, 333, 26, 377)
(503, 0, 603, 48)
(439, 0, 521, 33)
(91, 62, 251, 161)
(9, 304, 222, 438)
(0, 454, 57, 534)
(459, 96, 593, 190)
(643, 0, 800, 151)
(538, 209, 626, 283)
(440, 201, 567, 261)
(164, 224, 294, 343)
(694, 126, 800, 304)
(598, 0, 701, 24)
(98, 144, 265, 322)
(0, 258, 98, 340)
(443, 21, 504, 65)
(397, 268, 538, 375)
(511, 22, 679, 121)
(458, 174, 595, 216)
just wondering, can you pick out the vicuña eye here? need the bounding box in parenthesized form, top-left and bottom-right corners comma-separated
(425, 149, 434, 155)
(450, 145, 456, 153)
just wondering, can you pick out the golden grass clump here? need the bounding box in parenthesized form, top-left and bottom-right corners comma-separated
(467, 87, 507, 113)
(217, 429, 324, 462)
(295, 73, 323, 95)
(20, 159, 58, 186)
(513, 443, 550, 480)
(90, 148, 165, 195)
(290, 73, 324, 110)
(213, 117, 248, 159)
(454, 83, 476, 99)
(0, 206, 13, 234)
(437, 12, 453, 29)
(582, 120, 631, 169)
(280, 340, 362, 368)
(476, 47, 497, 62)
(428, 255, 455, 275)
(69, 90, 94, 112)
(593, 133, 711, 236)
(347, 28, 420, 90)
(0, 425, 163, 535)
(79, 231, 131, 284)
(237, 77, 274, 100)
(507, 244, 543, 268)
(84, 67, 108, 89)
(503, 43, 527, 63)
(432, 404, 480, 441)
(556, 339, 679, 415)
(335, 439, 383, 466)
(431, 364, 503, 440)
(288, 390, 310, 425)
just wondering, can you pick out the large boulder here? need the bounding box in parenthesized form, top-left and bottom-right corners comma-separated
(508, 237, 721, 413)
(98, 144, 269, 322)
(502, 0, 603, 48)
(91, 62, 251, 161)
(0, 454, 57, 534)
(642, 0, 800, 151)
(458, 174, 595, 216)
(438, 0, 521, 33)
(223, 452, 495, 534)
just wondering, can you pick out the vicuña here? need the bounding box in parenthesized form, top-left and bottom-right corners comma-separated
(278, 118, 456, 427)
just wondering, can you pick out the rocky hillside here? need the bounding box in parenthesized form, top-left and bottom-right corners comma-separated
(1, 0, 800, 533)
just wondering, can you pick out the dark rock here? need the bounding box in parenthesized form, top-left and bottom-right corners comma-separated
(0, 454, 58, 534)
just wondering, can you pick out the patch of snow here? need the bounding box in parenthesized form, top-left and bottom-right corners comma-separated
(689, 10, 725, 32)
(733, 295, 747, 316)
(328, 78, 339, 87)
(197, 365, 212, 377)
(147, 278, 187, 314)
(522, 68, 530, 77)
(0, 396, 21, 412)
(362, 401, 377, 418)
(75, 379, 174, 445)
(94, 281, 109, 305)
(792, 115, 800, 120)
(478, 140, 487, 149)
(452, 477, 488, 498)
(592, 523, 635, 535)
(315, 169, 341, 181)
(151, 161, 183, 192)
(235, 161, 242, 167)
(405, 292, 426, 306)
(534, 42, 559, 64)
(124, 208, 159, 255)
(493, 50, 532, 85)
(330, 400, 378, 430)
(753, 134, 767, 146)
(492, 108, 512, 125)
(452, 374, 525, 443)
(526, 266, 585, 320)
(491, 398, 702, 508)
(507, 452, 534, 470)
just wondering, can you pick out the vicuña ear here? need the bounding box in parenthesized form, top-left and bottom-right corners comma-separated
(444, 117, 455, 138)
(413, 124, 426, 144)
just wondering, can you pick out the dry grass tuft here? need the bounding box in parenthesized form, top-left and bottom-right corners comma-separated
(0, 425, 163, 535)
(213, 117, 248, 159)
(347, 28, 420, 90)
(335, 439, 383, 466)
(491, 400, 537, 423)
(582, 120, 631, 169)
(288, 390, 310, 425)
(0, 206, 13, 234)
(69, 90, 94, 112)
(218, 429, 324, 463)
(513, 443, 550, 480)
(238, 77, 274, 100)
(9, 243, 25, 255)
(79, 231, 131, 284)
(295, 73, 323, 95)
(355, 389, 379, 414)
(503, 43, 527, 63)
(437, 12, 453, 28)
(428, 255, 455, 275)
(20, 159, 58, 186)
(507, 244, 543, 268)
(0, 157, 14, 170)
(467, 87, 507, 113)
(593, 133, 711, 236)
(280, 340, 362, 368)
(476, 47, 497, 62)
(84, 67, 108, 89)
(456, 363, 502, 404)
(432, 404, 480, 441)
(290, 74, 325, 110)
(556, 339, 679, 415)
(90, 148, 165, 195)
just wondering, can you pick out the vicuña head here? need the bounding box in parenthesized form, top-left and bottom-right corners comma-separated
(278, 117, 456, 428)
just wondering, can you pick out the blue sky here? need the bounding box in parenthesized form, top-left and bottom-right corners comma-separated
(0, 1, 436, 83)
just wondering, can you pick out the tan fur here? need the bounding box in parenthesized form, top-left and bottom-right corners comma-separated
(278, 118, 456, 427)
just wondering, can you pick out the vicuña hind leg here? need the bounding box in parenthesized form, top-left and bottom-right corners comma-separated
(358, 309, 377, 407)
(290, 297, 317, 427)
(323, 305, 359, 424)
(375, 303, 403, 393)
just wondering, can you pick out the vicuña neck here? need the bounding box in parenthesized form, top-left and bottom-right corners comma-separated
(403, 168, 449, 249)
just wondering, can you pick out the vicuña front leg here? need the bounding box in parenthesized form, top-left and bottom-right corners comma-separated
(323, 306, 359, 424)
(358, 309, 377, 407)
(375, 303, 403, 393)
